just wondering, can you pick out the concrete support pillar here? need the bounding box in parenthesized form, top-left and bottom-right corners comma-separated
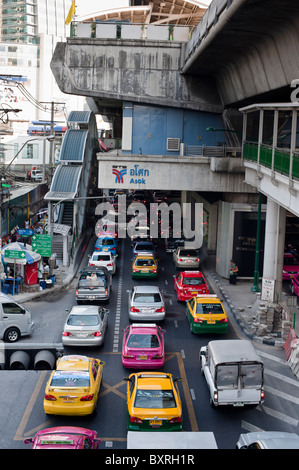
(262, 198, 286, 301)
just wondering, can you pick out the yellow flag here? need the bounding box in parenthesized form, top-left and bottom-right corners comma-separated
(65, 0, 76, 25)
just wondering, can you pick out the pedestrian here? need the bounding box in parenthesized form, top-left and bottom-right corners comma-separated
(229, 260, 238, 285)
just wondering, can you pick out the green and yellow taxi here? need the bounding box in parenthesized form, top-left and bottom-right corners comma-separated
(186, 294, 228, 334)
(131, 254, 158, 279)
(124, 371, 183, 432)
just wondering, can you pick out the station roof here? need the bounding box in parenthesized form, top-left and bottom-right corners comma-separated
(77, 0, 208, 27)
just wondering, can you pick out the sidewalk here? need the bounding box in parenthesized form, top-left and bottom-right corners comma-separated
(207, 268, 299, 348)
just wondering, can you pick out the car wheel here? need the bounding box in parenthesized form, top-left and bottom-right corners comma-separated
(4, 327, 21, 343)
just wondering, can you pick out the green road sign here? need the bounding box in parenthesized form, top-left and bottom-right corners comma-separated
(32, 234, 52, 257)
(4, 249, 26, 260)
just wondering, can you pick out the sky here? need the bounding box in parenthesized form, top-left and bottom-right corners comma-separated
(75, 0, 213, 18)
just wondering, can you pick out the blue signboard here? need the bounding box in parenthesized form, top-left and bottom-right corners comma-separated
(17, 229, 34, 236)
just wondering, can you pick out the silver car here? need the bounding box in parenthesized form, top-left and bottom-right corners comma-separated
(62, 305, 109, 346)
(129, 286, 165, 322)
(236, 431, 299, 449)
(173, 247, 200, 269)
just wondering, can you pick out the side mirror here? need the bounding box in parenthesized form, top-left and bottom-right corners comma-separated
(123, 377, 130, 382)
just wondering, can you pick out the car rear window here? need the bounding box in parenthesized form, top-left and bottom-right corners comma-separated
(182, 277, 205, 285)
(127, 334, 160, 348)
(196, 303, 224, 314)
(133, 293, 161, 303)
(134, 390, 176, 409)
(93, 254, 111, 261)
(136, 244, 153, 251)
(67, 315, 99, 326)
(179, 249, 198, 257)
(50, 371, 90, 387)
(135, 259, 155, 266)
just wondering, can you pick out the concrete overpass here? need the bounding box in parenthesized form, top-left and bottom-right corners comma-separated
(49, 0, 299, 292)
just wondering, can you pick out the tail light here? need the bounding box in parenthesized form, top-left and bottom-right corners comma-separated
(219, 318, 228, 323)
(45, 394, 57, 401)
(62, 331, 72, 337)
(168, 416, 182, 424)
(91, 331, 102, 337)
(75, 290, 78, 296)
(80, 394, 94, 402)
(123, 354, 134, 359)
(129, 415, 143, 424)
(105, 289, 108, 295)
(261, 390, 265, 400)
(196, 258, 200, 262)
(152, 353, 163, 359)
(155, 307, 165, 313)
(130, 307, 140, 312)
(107, 263, 113, 267)
(89, 263, 95, 266)
(133, 268, 139, 272)
(194, 318, 203, 323)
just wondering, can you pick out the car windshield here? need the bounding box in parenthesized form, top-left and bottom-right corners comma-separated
(134, 390, 176, 408)
(135, 259, 155, 267)
(182, 277, 205, 285)
(133, 293, 161, 303)
(67, 314, 99, 326)
(127, 334, 160, 348)
(50, 371, 90, 387)
(196, 303, 224, 314)
(179, 249, 198, 257)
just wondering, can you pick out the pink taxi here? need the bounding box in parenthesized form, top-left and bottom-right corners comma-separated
(283, 253, 299, 280)
(121, 323, 165, 369)
(24, 426, 101, 449)
(291, 273, 299, 297)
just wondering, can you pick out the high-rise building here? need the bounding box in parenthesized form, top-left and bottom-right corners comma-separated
(0, 0, 85, 138)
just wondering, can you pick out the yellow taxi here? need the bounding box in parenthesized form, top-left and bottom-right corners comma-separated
(43, 355, 104, 416)
(124, 371, 183, 431)
(186, 294, 228, 334)
(132, 254, 158, 279)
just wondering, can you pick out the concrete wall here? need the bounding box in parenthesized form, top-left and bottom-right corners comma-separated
(51, 39, 222, 113)
(97, 154, 254, 194)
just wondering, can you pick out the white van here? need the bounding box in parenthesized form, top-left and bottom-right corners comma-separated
(200, 339, 264, 407)
(0, 293, 35, 342)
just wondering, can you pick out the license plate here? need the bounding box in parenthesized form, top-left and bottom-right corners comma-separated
(103, 248, 108, 251)
(77, 333, 88, 338)
(138, 355, 148, 360)
(142, 269, 149, 272)
(150, 420, 162, 426)
(89, 296, 96, 299)
(62, 397, 75, 402)
(208, 320, 215, 324)
(191, 291, 198, 294)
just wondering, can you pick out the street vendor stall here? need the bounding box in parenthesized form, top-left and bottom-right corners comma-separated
(1, 242, 41, 294)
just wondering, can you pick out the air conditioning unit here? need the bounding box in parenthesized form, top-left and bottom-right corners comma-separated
(167, 137, 180, 151)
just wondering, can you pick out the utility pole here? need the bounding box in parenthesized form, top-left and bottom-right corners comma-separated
(40, 101, 65, 184)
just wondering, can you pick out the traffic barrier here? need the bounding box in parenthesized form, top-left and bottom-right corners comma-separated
(0, 343, 64, 370)
(288, 347, 299, 379)
(284, 327, 298, 360)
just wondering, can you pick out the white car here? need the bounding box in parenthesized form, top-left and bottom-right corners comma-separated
(88, 251, 117, 274)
